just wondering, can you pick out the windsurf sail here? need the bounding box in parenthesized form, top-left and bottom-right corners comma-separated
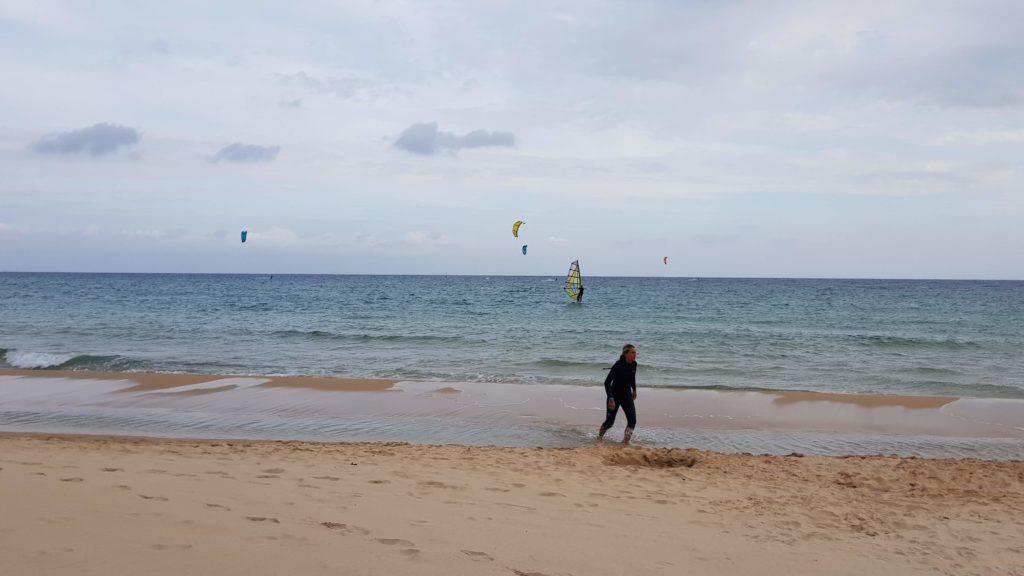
(512, 220, 524, 238)
(564, 260, 582, 301)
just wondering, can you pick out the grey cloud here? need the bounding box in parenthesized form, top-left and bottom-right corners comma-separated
(394, 122, 515, 155)
(211, 143, 280, 163)
(32, 123, 140, 156)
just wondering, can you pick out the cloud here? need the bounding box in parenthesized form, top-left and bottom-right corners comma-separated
(31, 123, 140, 156)
(275, 71, 388, 100)
(394, 122, 515, 155)
(934, 129, 1024, 146)
(211, 143, 280, 163)
(546, 236, 568, 243)
(405, 230, 450, 246)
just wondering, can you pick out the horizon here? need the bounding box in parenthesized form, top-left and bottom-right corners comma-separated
(2, 270, 1022, 282)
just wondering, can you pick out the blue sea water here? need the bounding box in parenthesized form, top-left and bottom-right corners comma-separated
(2, 273, 1023, 399)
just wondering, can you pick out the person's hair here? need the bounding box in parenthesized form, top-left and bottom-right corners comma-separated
(619, 343, 636, 362)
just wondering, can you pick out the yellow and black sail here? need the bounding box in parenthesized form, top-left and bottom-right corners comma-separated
(563, 260, 582, 301)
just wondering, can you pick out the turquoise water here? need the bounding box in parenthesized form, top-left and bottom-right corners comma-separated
(2, 273, 1023, 398)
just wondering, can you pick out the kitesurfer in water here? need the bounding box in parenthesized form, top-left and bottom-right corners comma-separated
(576, 285, 584, 303)
(599, 344, 638, 444)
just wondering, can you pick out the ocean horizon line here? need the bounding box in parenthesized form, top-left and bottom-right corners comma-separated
(2, 270, 1023, 282)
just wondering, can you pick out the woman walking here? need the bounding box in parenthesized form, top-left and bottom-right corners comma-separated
(599, 344, 638, 444)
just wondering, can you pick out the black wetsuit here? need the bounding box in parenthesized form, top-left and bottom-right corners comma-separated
(601, 359, 637, 432)
(576, 286, 584, 303)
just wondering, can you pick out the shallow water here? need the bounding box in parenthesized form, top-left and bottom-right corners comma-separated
(3, 375, 1022, 460)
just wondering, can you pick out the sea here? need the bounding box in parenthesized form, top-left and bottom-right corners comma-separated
(2, 273, 1023, 399)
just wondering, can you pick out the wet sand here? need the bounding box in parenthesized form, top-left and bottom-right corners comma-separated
(1, 369, 397, 393)
(1, 434, 1022, 575)
(3, 370, 1024, 458)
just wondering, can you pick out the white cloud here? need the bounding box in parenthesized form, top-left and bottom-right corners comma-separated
(404, 230, 450, 246)
(934, 130, 1024, 146)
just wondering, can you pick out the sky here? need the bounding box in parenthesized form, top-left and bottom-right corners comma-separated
(0, 1, 1022, 278)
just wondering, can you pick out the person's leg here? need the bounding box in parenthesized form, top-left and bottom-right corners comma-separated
(598, 401, 619, 439)
(620, 395, 637, 444)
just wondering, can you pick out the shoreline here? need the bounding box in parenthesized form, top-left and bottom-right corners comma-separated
(0, 368, 962, 404)
(3, 369, 1024, 460)
(1, 433, 1022, 575)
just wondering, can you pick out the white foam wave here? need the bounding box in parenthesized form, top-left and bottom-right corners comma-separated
(4, 350, 76, 369)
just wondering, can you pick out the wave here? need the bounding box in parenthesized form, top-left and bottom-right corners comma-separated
(0, 348, 144, 371)
(847, 334, 982, 350)
(530, 358, 613, 370)
(527, 358, 692, 375)
(898, 381, 1024, 399)
(270, 330, 468, 344)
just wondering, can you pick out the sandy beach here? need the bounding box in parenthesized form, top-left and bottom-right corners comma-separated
(1, 434, 1022, 575)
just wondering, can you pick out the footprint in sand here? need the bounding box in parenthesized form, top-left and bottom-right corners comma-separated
(368, 479, 390, 484)
(261, 468, 286, 474)
(59, 477, 84, 482)
(538, 492, 565, 497)
(376, 538, 415, 547)
(461, 550, 494, 562)
(513, 570, 549, 576)
(312, 476, 341, 481)
(139, 495, 169, 501)
(102, 468, 123, 472)
(418, 481, 463, 490)
(256, 475, 279, 479)
(321, 522, 351, 534)
(321, 522, 369, 535)
(246, 516, 280, 523)
(205, 503, 231, 511)
(151, 544, 193, 551)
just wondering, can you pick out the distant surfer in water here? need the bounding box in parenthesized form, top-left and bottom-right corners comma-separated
(576, 285, 584, 303)
(599, 343, 638, 444)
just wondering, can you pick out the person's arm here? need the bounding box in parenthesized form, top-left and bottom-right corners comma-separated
(631, 367, 637, 399)
(604, 365, 615, 398)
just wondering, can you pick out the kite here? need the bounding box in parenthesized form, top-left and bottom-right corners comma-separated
(512, 220, 525, 238)
(241, 230, 248, 244)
